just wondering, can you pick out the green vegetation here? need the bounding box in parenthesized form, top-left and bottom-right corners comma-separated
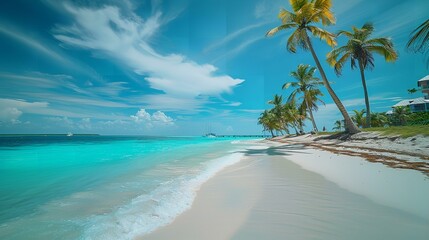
(266, 0, 360, 134)
(327, 22, 398, 127)
(283, 64, 324, 132)
(260, 1, 427, 137)
(317, 125, 429, 138)
(363, 126, 429, 138)
(331, 110, 429, 137)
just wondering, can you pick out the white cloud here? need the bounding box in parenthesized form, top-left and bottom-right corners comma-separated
(130, 108, 174, 126)
(53, 4, 244, 111)
(0, 24, 100, 80)
(0, 107, 22, 122)
(0, 99, 49, 123)
(78, 118, 92, 129)
(204, 22, 267, 53)
(225, 102, 242, 107)
(46, 116, 74, 126)
(0, 72, 134, 108)
(152, 111, 174, 125)
(212, 36, 264, 62)
(0, 98, 133, 121)
(131, 109, 151, 123)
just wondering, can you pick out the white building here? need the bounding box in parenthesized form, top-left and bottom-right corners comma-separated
(418, 75, 429, 99)
(390, 75, 429, 113)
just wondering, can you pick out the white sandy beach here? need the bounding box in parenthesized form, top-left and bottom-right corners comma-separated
(142, 139, 429, 240)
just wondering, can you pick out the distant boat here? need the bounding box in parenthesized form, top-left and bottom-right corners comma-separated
(204, 133, 217, 138)
(67, 132, 73, 137)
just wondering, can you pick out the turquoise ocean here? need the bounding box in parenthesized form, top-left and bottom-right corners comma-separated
(0, 136, 256, 239)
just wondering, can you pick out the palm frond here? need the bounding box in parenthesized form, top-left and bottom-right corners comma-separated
(286, 29, 308, 52)
(366, 45, 398, 62)
(289, 0, 308, 12)
(282, 82, 299, 89)
(308, 26, 337, 47)
(407, 18, 429, 52)
(337, 30, 353, 38)
(266, 23, 297, 36)
(313, 0, 335, 25)
(366, 37, 394, 49)
(333, 52, 351, 75)
(278, 9, 296, 24)
(326, 45, 349, 66)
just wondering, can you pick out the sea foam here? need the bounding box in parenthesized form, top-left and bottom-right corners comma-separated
(81, 152, 245, 240)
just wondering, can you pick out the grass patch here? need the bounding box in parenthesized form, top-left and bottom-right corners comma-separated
(316, 131, 340, 136)
(363, 125, 429, 138)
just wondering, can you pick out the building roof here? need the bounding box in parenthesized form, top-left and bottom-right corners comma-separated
(418, 75, 429, 82)
(393, 97, 429, 108)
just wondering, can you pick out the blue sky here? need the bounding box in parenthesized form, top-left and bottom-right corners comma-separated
(0, 0, 428, 135)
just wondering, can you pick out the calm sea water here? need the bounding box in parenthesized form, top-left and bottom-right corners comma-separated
(0, 136, 256, 239)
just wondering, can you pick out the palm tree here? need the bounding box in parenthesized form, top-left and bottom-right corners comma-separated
(327, 23, 398, 128)
(352, 109, 366, 128)
(332, 120, 343, 131)
(370, 112, 388, 127)
(283, 64, 324, 132)
(392, 106, 410, 126)
(258, 110, 278, 137)
(407, 19, 429, 66)
(268, 94, 290, 134)
(266, 0, 360, 134)
(283, 100, 306, 134)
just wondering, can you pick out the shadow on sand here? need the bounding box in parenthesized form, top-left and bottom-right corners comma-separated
(238, 143, 310, 157)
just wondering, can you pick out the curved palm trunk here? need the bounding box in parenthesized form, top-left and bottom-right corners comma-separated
(305, 33, 360, 134)
(358, 59, 371, 128)
(305, 98, 318, 132)
(270, 129, 274, 137)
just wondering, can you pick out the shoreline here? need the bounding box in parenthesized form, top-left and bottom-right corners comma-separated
(142, 138, 429, 239)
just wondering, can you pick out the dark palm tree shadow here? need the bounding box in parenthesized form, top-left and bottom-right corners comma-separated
(237, 143, 310, 156)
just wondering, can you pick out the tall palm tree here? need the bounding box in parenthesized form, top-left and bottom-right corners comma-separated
(352, 109, 366, 128)
(266, 0, 360, 134)
(327, 23, 398, 128)
(407, 19, 429, 66)
(283, 64, 324, 132)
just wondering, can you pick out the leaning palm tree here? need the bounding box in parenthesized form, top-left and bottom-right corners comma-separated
(407, 19, 429, 66)
(327, 23, 398, 128)
(283, 64, 324, 132)
(266, 0, 360, 134)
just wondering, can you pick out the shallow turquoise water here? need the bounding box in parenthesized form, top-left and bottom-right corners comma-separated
(0, 136, 254, 239)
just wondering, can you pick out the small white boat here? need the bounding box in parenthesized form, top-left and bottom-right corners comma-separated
(67, 132, 73, 137)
